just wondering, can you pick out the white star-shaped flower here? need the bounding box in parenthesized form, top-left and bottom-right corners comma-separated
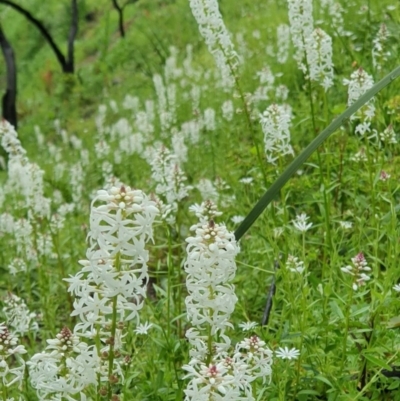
(134, 322, 153, 335)
(275, 346, 300, 360)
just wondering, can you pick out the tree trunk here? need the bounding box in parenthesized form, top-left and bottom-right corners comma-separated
(0, 25, 17, 128)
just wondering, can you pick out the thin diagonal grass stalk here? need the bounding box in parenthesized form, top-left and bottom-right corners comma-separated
(235, 65, 400, 241)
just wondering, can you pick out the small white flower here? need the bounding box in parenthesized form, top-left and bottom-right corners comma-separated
(239, 177, 253, 185)
(393, 284, 400, 293)
(275, 346, 300, 360)
(351, 148, 368, 162)
(238, 321, 258, 331)
(286, 255, 305, 274)
(231, 215, 244, 224)
(273, 227, 284, 238)
(134, 322, 153, 335)
(292, 213, 313, 232)
(379, 125, 397, 144)
(339, 221, 352, 229)
(341, 252, 371, 291)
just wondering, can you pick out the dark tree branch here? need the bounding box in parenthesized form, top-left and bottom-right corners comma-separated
(111, 0, 125, 38)
(0, 24, 17, 128)
(0, 0, 78, 73)
(0, 0, 67, 71)
(66, 0, 78, 73)
(111, 0, 139, 38)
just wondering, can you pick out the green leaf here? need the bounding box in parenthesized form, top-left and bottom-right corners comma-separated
(362, 353, 392, 371)
(329, 300, 344, 319)
(387, 381, 400, 390)
(235, 65, 400, 241)
(387, 316, 400, 329)
(314, 375, 333, 387)
(297, 389, 321, 395)
(331, 103, 347, 114)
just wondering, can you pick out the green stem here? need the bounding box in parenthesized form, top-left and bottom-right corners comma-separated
(167, 226, 172, 340)
(306, 75, 332, 256)
(2, 383, 7, 401)
(175, 205, 183, 336)
(51, 227, 74, 320)
(206, 323, 213, 366)
(225, 53, 268, 188)
(107, 251, 121, 399)
(341, 286, 354, 372)
(107, 294, 118, 399)
(293, 264, 307, 398)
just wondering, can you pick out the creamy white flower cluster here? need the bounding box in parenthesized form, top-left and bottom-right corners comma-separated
(2, 293, 38, 336)
(276, 24, 291, 64)
(2, 218, 36, 272)
(343, 68, 375, 136)
(251, 66, 275, 103)
(67, 185, 159, 334)
(183, 335, 273, 401)
(0, 120, 50, 218)
(259, 104, 294, 165)
(341, 252, 372, 291)
(189, 0, 239, 89)
(287, 0, 314, 68)
(183, 201, 273, 400)
(63, 185, 158, 392)
(0, 323, 26, 390)
(153, 74, 174, 134)
(372, 24, 389, 72)
(185, 201, 239, 337)
(148, 145, 192, 223)
(28, 327, 98, 401)
(305, 28, 334, 90)
(320, 0, 345, 36)
(287, 0, 334, 90)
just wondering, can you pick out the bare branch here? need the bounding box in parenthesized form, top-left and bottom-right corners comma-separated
(0, 0, 78, 73)
(0, 0, 68, 71)
(66, 0, 78, 72)
(111, 0, 125, 37)
(111, 0, 139, 38)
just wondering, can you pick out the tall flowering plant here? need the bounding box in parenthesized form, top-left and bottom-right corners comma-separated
(259, 104, 294, 165)
(28, 185, 159, 400)
(343, 68, 375, 136)
(0, 323, 26, 398)
(0, 120, 50, 218)
(183, 201, 273, 400)
(189, 0, 239, 89)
